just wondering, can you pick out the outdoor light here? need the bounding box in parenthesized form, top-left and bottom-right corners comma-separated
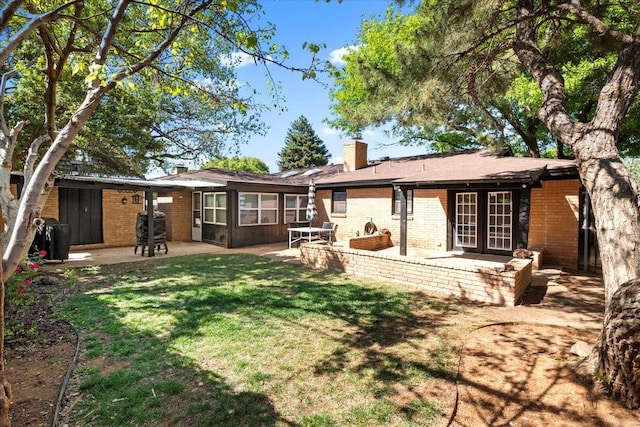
(131, 194, 142, 204)
(121, 197, 128, 205)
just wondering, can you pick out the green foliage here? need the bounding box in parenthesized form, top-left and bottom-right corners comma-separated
(277, 115, 330, 170)
(202, 156, 270, 174)
(3, 0, 281, 176)
(328, 2, 640, 158)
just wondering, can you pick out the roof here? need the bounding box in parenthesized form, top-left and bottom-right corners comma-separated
(54, 175, 223, 191)
(158, 164, 344, 187)
(315, 150, 578, 188)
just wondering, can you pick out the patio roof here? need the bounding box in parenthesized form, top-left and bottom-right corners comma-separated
(54, 174, 224, 191)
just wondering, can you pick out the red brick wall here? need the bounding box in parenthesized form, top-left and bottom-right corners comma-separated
(301, 244, 532, 306)
(528, 179, 580, 267)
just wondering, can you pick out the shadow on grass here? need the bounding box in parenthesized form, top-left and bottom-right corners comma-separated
(62, 253, 463, 426)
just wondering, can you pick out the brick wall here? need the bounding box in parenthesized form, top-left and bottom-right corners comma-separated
(528, 179, 580, 267)
(300, 244, 532, 306)
(406, 189, 448, 250)
(41, 186, 59, 219)
(316, 187, 448, 250)
(158, 190, 192, 241)
(101, 190, 144, 247)
(347, 233, 391, 250)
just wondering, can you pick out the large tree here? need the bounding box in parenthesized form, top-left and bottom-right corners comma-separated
(202, 155, 270, 174)
(277, 115, 330, 170)
(328, 4, 640, 159)
(0, 1, 320, 424)
(339, 0, 640, 408)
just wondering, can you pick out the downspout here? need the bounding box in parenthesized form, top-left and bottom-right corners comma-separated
(398, 185, 408, 256)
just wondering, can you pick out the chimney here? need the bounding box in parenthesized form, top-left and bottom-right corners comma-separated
(173, 165, 188, 175)
(343, 140, 368, 171)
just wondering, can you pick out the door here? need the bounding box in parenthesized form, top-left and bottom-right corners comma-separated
(192, 191, 202, 241)
(59, 188, 103, 245)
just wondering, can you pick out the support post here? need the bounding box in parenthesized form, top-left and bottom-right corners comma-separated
(399, 186, 407, 256)
(146, 190, 155, 257)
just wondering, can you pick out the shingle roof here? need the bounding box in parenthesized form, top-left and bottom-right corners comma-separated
(316, 150, 577, 187)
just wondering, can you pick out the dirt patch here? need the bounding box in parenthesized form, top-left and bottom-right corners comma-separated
(451, 323, 639, 427)
(4, 276, 77, 427)
(4, 268, 640, 426)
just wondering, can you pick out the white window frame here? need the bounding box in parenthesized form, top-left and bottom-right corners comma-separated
(284, 194, 308, 224)
(455, 192, 478, 248)
(203, 192, 227, 225)
(238, 192, 278, 226)
(393, 188, 413, 215)
(487, 191, 512, 251)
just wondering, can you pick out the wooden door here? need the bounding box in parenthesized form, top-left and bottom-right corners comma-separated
(59, 188, 103, 245)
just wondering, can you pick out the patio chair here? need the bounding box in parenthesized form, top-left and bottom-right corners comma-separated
(319, 222, 335, 242)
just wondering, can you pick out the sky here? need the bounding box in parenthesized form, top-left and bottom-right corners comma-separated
(226, 0, 426, 173)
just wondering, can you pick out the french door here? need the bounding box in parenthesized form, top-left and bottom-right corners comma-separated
(453, 190, 514, 254)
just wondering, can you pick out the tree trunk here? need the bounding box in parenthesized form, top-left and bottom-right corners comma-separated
(573, 132, 640, 409)
(595, 279, 640, 409)
(0, 236, 11, 427)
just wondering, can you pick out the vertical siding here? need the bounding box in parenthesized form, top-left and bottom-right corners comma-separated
(528, 179, 580, 267)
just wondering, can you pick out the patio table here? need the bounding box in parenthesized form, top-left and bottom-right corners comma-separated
(287, 226, 330, 248)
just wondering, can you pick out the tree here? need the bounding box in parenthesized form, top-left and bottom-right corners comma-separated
(277, 115, 330, 170)
(328, 5, 640, 159)
(341, 0, 640, 408)
(202, 156, 270, 174)
(0, 1, 321, 424)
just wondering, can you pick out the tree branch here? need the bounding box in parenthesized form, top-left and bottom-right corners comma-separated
(513, 1, 578, 146)
(555, 2, 636, 44)
(0, 1, 79, 65)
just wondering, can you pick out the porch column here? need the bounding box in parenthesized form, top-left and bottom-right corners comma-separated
(399, 186, 408, 256)
(146, 189, 155, 257)
(517, 186, 531, 249)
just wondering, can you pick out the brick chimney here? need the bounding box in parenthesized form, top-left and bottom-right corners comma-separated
(173, 165, 188, 175)
(343, 140, 368, 171)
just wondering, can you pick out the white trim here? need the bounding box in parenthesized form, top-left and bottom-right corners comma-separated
(487, 191, 512, 251)
(284, 194, 309, 224)
(203, 192, 227, 225)
(238, 192, 279, 226)
(455, 192, 477, 248)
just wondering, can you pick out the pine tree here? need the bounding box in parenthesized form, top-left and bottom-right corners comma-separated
(277, 116, 330, 170)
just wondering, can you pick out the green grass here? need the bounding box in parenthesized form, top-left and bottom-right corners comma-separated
(62, 254, 458, 426)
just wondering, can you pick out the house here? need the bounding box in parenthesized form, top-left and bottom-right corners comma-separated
(21, 139, 594, 273)
(313, 140, 588, 269)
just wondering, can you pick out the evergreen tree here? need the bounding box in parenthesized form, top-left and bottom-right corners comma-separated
(278, 116, 330, 170)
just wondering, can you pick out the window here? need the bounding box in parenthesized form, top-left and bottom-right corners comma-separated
(487, 191, 512, 250)
(284, 194, 308, 223)
(332, 189, 347, 214)
(203, 192, 227, 224)
(455, 192, 477, 248)
(393, 188, 413, 215)
(239, 192, 278, 225)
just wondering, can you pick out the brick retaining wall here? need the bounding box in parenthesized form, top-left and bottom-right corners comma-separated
(300, 244, 532, 306)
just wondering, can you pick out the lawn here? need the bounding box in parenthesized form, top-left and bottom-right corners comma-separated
(61, 254, 461, 426)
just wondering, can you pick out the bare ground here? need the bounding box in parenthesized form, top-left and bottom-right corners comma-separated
(4, 268, 640, 427)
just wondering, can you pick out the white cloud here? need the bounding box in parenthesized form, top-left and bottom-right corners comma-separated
(320, 127, 341, 137)
(220, 52, 257, 68)
(328, 45, 359, 67)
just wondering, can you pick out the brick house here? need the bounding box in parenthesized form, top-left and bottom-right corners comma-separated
(314, 140, 588, 270)
(23, 139, 594, 272)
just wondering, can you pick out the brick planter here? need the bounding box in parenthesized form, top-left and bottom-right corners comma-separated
(300, 244, 532, 306)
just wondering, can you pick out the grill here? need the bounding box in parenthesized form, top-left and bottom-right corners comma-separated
(30, 217, 71, 262)
(134, 211, 168, 256)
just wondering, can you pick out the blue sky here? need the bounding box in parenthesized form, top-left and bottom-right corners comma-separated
(228, 0, 425, 172)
